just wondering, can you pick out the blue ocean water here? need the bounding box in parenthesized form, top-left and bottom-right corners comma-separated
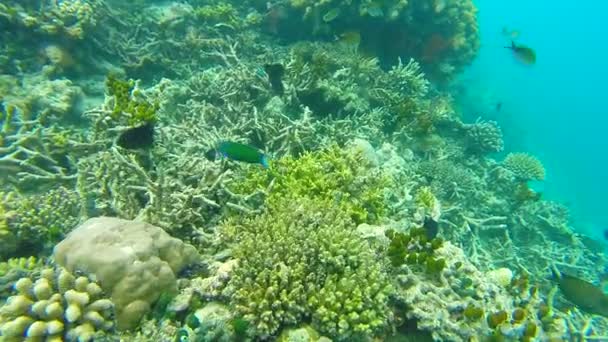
(457, 0, 608, 241)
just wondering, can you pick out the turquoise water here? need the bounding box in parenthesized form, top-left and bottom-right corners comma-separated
(458, 0, 608, 241)
(2, 0, 608, 340)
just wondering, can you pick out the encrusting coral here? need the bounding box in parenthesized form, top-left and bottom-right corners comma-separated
(0, 266, 114, 341)
(220, 197, 393, 340)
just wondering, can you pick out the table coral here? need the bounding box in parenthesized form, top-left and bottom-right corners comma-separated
(220, 197, 393, 340)
(0, 266, 114, 341)
(502, 152, 546, 182)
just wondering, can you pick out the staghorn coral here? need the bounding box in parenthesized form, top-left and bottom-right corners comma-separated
(502, 152, 546, 182)
(0, 266, 114, 341)
(220, 197, 393, 340)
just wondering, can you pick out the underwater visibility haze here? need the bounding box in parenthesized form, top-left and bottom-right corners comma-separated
(0, 0, 607, 341)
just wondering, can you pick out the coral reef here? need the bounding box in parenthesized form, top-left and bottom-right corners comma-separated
(220, 197, 393, 340)
(53, 217, 199, 330)
(0, 266, 114, 341)
(251, 0, 480, 80)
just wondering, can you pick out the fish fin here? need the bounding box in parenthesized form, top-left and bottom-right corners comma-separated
(504, 40, 516, 50)
(260, 155, 270, 169)
(204, 148, 218, 161)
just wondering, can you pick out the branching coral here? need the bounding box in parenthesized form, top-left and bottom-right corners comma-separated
(0, 266, 114, 341)
(463, 119, 504, 155)
(220, 197, 393, 340)
(230, 144, 391, 224)
(502, 152, 546, 182)
(0, 187, 81, 260)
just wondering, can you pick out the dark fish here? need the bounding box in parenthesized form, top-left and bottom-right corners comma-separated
(264, 63, 285, 95)
(505, 40, 536, 65)
(496, 102, 502, 112)
(205, 141, 269, 168)
(423, 216, 439, 239)
(552, 269, 608, 317)
(116, 122, 154, 149)
(604, 229, 608, 240)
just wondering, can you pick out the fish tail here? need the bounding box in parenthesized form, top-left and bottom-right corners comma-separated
(260, 155, 270, 169)
(504, 40, 516, 49)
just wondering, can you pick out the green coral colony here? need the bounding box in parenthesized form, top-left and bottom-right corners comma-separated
(0, 0, 606, 341)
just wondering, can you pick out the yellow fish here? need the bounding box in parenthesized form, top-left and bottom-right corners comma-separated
(505, 40, 536, 65)
(337, 31, 361, 47)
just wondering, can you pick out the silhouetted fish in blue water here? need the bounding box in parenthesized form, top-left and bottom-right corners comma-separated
(505, 40, 536, 65)
(496, 102, 502, 112)
(116, 122, 154, 150)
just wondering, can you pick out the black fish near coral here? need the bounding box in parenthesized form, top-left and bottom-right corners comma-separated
(116, 122, 155, 150)
(264, 63, 285, 95)
(552, 269, 608, 318)
(423, 216, 439, 239)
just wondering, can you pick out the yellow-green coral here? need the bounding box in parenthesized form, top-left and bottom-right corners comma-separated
(502, 153, 546, 182)
(0, 266, 114, 341)
(0, 187, 80, 260)
(231, 144, 390, 224)
(194, 3, 241, 28)
(222, 197, 392, 340)
(105, 74, 158, 126)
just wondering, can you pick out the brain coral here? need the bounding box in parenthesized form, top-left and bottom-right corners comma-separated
(502, 153, 546, 182)
(53, 217, 199, 330)
(221, 197, 393, 340)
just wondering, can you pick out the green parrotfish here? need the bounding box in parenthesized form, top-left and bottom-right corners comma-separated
(553, 270, 608, 318)
(505, 40, 536, 65)
(205, 141, 269, 168)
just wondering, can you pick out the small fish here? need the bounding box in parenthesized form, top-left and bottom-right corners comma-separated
(323, 8, 340, 23)
(362, 1, 383, 17)
(205, 141, 269, 168)
(604, 229, 608, 240)
(337, 31, 361, 47)
(552, 269, 608, 318)
(264, 63, 285, 95)
(423, 216, 439, 239)
(505, 40, 536, 65)
(116, 122, 154, 149)
(502, 26, 520, 40)
(495, 102, 502, 112)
